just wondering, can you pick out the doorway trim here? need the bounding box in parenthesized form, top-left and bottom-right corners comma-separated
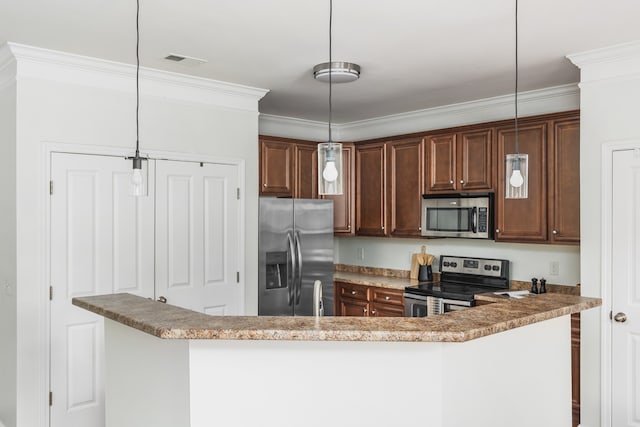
(43, 142, 246, 427)
(600, 138, 640, 427)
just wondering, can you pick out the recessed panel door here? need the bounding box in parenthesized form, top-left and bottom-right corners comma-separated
(155, 160, 241, 315)
(50, 153, 155, 427)
(611, 149, 640, 427)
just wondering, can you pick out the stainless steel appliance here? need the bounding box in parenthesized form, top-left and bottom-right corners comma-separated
(404, 255, 509, 317)
(421, 193, 494, 239)
(259, 198, 334, 316)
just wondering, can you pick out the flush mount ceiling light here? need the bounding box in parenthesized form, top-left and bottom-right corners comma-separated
(313, 61, 361, 83)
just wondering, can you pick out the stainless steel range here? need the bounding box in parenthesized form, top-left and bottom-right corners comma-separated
(404, 255, 510, 317)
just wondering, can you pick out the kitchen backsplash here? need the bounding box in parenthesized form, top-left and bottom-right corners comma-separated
(335, 237, 580, 286)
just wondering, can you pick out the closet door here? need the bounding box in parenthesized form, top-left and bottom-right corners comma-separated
(155, 160, 242, 315)
(50, 153, 155, 427)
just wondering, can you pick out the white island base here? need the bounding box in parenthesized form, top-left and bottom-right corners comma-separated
(104, 316, 571, 427)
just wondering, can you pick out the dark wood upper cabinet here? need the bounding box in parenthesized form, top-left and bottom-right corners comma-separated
(260, 138, 293, 197)
(322, 143, 356, 236)
(293, 143, 318, 199)
(387, 137, 424, 237)
(425, 133, 456, 192)
(548, 117, 580, 244)
(426, 129, 493, 193)
(495, 122, 548, 242)
(356, 142, 387, 236)
(458, 128, 494, 191)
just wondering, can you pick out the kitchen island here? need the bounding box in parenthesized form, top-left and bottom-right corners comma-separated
(73, 293, 599, 427)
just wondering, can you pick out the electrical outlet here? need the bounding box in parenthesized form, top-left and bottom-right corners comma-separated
(550, 261, 560, 276)
(357, 247, 365, 261)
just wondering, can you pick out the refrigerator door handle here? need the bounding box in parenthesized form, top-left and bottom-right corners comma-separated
(286, 231, 296, 306)
(294, 230, 303, 304)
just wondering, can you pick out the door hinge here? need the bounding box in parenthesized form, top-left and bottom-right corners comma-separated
(49, 180, 53, 195)
(49, 286, 53, 301)
(236, 272, 240, 283)
(49, 391, 53, 406)
(236, 188, 240, 200)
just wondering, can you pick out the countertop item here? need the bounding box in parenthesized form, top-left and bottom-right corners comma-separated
(73, 292, 600, 343)
(334, 271, 416, 290)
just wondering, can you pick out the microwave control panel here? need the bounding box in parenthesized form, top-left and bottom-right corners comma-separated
(477, 207, 488, 233)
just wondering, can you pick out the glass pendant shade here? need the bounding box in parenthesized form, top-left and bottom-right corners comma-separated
(318, 142, 343, 195)
(130, 157, 147, 197)
(505, 154, 528, 199)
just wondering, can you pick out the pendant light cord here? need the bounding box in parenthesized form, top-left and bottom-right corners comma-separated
(514, 0, 519, 157)
(135, 0, 140, 158)
(328, 0, 333, 145)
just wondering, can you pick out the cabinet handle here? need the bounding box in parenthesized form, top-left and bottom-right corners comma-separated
(552, 230, 558, 235)
(385, 296, 391, 300)
(495, 229, 500, 233)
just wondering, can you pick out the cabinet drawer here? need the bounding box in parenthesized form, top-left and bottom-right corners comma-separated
(337, 282, 369, 301)
(371, 288, 404, 306)
(370, 302, 404, 317)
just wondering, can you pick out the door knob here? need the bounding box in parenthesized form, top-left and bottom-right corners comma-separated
(158, 296, 167, 303)
(613, 312, 627, 323)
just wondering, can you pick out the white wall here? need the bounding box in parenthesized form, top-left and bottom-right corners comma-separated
(337, 237, 580, 284)
(0, 57, 17, 427)
(3, 42, 266, 427)
(568, 40, 640, 427)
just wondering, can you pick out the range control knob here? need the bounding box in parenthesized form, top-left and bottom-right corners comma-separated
(443, 261, 450, 267)
(484, 265, 491, 271)
(492, 265, 500, 271)
(450, 262, 457, 268)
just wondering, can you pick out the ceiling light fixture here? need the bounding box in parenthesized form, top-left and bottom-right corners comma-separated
(506, 0, 528, 199)
(313, 61, 361, 83)
(316, 0, 355, 196)
(127, 0, 147, 197)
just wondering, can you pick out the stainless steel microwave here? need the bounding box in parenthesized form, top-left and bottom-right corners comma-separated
(421, 193, 494, 239)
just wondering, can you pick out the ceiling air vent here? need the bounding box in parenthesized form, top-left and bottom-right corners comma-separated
(163, 53, 208, 66)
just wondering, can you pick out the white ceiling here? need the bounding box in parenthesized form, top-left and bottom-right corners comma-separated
(1, 0, 639, 123)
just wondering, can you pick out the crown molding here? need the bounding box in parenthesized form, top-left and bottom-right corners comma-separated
(259, 83, 579, 142)
(0, 43, 17, 91)
(3, 42, 268, 112)
(568, 40, 640, 83)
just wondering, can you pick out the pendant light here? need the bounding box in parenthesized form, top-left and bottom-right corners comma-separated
(317, 0, 344, 196)
(128, 0, 147, 197)
(506, 0, 528, 199)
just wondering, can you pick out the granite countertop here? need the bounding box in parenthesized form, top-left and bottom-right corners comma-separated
(73, 292, 600, 343)
(333, 271, 417, 290)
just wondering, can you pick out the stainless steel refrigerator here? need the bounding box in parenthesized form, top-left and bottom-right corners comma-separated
(259, 198, 334, 316)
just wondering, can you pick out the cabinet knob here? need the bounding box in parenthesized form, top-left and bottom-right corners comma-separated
(351, 290, 357, 295)
(363, 308, 368, 314)
(495, 229, 500, 233)
(381, 226, 385, 230)
(460, 180, 464, 184)
(449, 180, 454, 184)
(385, 296, 391, 300)
(552, 229, 558, 235)
(371, 310, 376, 315)
(263, 183, 267, 187)
(418, 227, 422, 231)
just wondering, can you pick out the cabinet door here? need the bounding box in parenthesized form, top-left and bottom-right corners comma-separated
(356, 142, 387, 236)
(549, 117, 580, 244)
(387, 138, 424, 237)
(458, 128, 494, 191)
(425, 133, 456, 192)
(260, 139, 293, 196)
(495, 123, 548, 242)
(339, 298, 370, 316)
(293, 143, 318, 199)
(323, 143, 355, 235)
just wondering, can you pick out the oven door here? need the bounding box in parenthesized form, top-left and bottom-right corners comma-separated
(404, 294, 442, 317)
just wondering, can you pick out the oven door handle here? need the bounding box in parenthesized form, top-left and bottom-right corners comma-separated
(403, 293, 429, 301)
(441, 298, 473, 307)
(471, 207, 477, 233)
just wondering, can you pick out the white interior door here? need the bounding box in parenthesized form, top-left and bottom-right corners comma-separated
(155, 160, 242, 315)
(50, 153, 155, 427)
(611, 148, 640, 427)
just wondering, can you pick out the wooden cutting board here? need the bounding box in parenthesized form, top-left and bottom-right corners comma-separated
(410, 245, 427, 279)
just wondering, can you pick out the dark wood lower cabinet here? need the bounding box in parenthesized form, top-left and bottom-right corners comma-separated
(571, 313, 580, 427)
(334, 281, 404, 317)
